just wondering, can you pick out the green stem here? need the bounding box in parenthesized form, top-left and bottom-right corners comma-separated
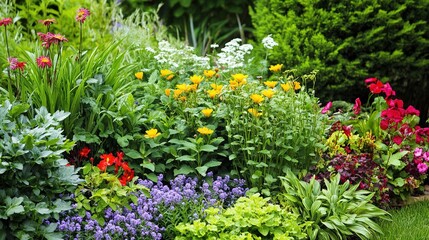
(79, 22, 83, 64)
(4, 25, 13, 99)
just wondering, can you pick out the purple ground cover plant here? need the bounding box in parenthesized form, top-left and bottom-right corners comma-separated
(55, 173, 247, 239)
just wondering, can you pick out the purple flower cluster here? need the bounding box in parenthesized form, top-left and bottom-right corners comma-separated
(56, 173, 247, 239)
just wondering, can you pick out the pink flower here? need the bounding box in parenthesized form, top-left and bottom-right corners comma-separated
(414, 148, 423, 157)
(76, 8, 90, 23)
(321, 101, 332, 114)
(36, 56, 52, 68)
(423, 152, 429, 162)
(38, 18, 56, 26)
(38, 32, 68, 49)
(342, 125, 352, 137)
(8, 57, 26, 71)
(0, 18, 12, 26)
(353, 98, 361, 115)
(417, 162, 428, 174)
(382, 83, 396, 98)
(405, 105, 420, 116)
(392, 135, 403, 145)
(364, 77, 378, 84)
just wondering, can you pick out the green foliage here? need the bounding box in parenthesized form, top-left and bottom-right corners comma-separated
(119, 0, 252, 55)
(74, 163, 149, 225)
(251, 0, 429, 122)
(225, 70, 326, 195)
(175, 193, 308, 240)
(0, 101, 81, 239)
(280, 170, 390, 240)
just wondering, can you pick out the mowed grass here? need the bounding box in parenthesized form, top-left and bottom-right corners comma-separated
(378, 201, 429, 240)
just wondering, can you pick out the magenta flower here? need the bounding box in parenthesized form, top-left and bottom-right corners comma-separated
(37, 56, 52, 68)
(321, 101, 332, 114)
(0, 17, 12, 26)
(423, 152, 429, 162)
(405, 105, 420, 116)
(38, 18, 56, 26)
(37, 32, 68, 49)
(75, 8, 90, 23)
(417, 162, 428, 174)
(8, 57, 26, 71)
(353, 98, 361, 115)
(414, 148, 423, 157)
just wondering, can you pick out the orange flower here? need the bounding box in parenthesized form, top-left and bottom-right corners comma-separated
(263, 81, 278, 88)
(250, 94, 264, 104)
(202, 108, 213, 117)
(135, 72, 143, 80)
(294, 81, 301, 90)
(262, 89, 275, 99)
(161, 69, 174, 80)
(165, 89, 171, 97)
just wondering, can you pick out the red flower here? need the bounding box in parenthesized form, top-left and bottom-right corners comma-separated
(97, 160, 108, 172)
(76, 8, 90, 23)
(38, 18, 56, 26)
(405, 105, 420, 116)
(100, 153, 116, 166)
(15, 61, 26, 71)
(321, 101, 332, 114)
(36, 56, 52, 68)
(38, 32, 68, 48)
(382, 83, 395, 98)
(0, 18, 12, 26)
(79, 147, 91, 158)
(119, 168, 135, 186)
(342, 125, 352, 137)
(392, 135, 403, 145)
(353, 98, 361, 115)
(114, 152, 124, 174)
(368, 80, 384, 94)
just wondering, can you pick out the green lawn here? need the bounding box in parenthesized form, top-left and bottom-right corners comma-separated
(378, 201, 429, 240)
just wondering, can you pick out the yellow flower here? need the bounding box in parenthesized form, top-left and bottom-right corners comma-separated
(201, 108, 213, 117)
(250, 94, 264, 104)
(166, 75, 174, 81)
(262, 89, 275, 99)
(189, 84, 198, 92)
(197, 127, 214, 135)
(178, 96, 187, 102)
(281, 83, 292, 92)
(190, 75, 204, 85)
(176, 83, 190, 91)
(207, 89, 219, 99)
(248, 108, 262, 117)
(294, 81, 301, 90)
(160, 69, 173, 77)
(263, 81, 278, 88)
(165, 89, 171, 97)
(135, 71, 143, 80)
(210, 83, 223, 91)
(144, 128, 161, 139)
(231, 73, 247, 83)
(173, 89, 183, 99)
(204, 70, 216, 78)
(269, 64, 283, 72)
(229, 80, 239, 90)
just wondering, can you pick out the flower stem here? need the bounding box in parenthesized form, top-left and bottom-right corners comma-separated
(4, 25, 13, 99)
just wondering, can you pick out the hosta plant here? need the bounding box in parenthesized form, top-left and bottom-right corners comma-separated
(280, 170, 389, 240)
(0, 101, 81, 239)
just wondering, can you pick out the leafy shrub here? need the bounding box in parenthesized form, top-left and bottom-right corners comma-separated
(0, 101, 81, 239)
(175, 193, 308, 240)
(280, 170, 389, 240)
(57, 173, 247, 239)
(250, 0, 429, 123)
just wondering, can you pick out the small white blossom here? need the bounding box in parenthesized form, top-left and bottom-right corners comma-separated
(262, 34, 278, 49)
(216, 38, 253, 70)
(145, 47, 156, 53)
(210, 43, 219, 49)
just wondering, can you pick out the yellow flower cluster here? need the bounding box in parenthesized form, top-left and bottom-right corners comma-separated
(281, 81, 301, 92)
(269, 64, 283, 72)
(250, 94, 264, 104)
(197, 126, 214, 135)
(160, 69, 174, 80)
(230, 73, 247, 90)
(207, 83, 223, 99)
(248, 108, 262, 117)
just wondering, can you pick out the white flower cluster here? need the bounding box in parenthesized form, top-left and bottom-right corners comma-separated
(154, 40, 210, 70)
(216, 38, 253, 69)
(262, 34, 278, 49)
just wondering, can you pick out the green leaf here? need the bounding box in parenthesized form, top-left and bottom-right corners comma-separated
(125, 149, 143, 159)
(6, 205, 24, 216)
(196, 166, 208, 176)
(200, 144, 217, 152)
(174, 165, 194, 175)
(9, 103, 29, 118)
(176, 155, 196, 161)
(203, 160, 222, 168)
(141, 162, 155, 172)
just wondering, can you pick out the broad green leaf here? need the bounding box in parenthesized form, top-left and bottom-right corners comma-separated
(195, 166, 208, 176)
(6, 205, 24, 216)
(141, 162, 155, 172)
(174, 165, 194, 176)
(200, 144, 217, 152)
(203, 160, 222, 168)
(176, 155, 196, 161)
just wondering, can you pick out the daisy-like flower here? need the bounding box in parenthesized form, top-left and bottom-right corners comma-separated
(36, 56, 52, 68)
(76, 8, 90, 23)
(144, 128, 161, 139)
(0, 18, 12, 26)
(262, 89, 275, 99)
(160, 69, 174, 80)
(263, 81, 278, 88)
(207, 89, 220, 99)
(269, 64, 283, 72)
(231, 73, 247, 83)
(203, 70, 216, 78)
(197, 127, 214, 135)
(250, 94, 264, 104)
(229, 80, 239, 90)
(293, 81, 301, 90)
(135, 72, 143, 80)
(248, 108, 262, 117)
(201, 108, 213, 117)
(281, 83, 292, 92)
(190, 75, 203, 85)
(38, 18, 56, 26)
